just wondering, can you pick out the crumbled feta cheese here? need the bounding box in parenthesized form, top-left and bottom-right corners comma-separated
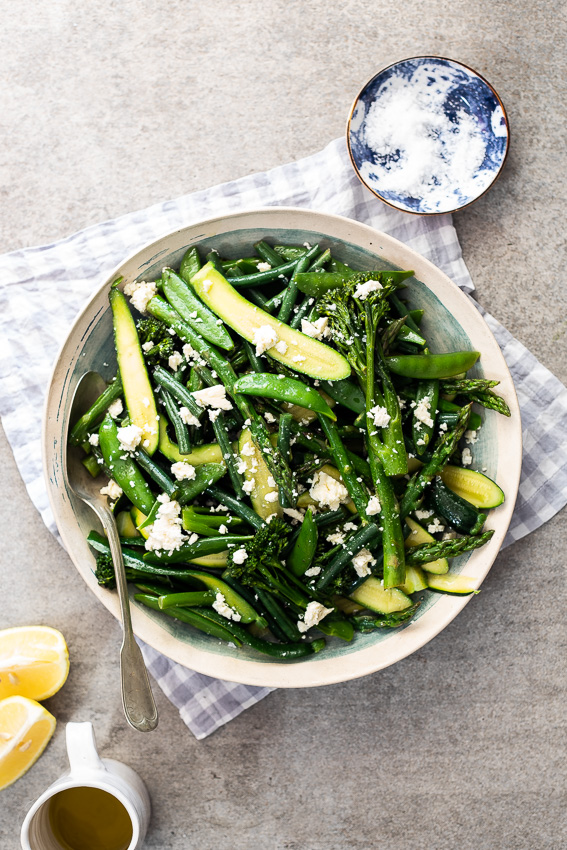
(116, 423, 143, 452)
(267, 476, 276, 488)
(414, 508, 433, 520)
(192, 384, 233, 411)
(142, 396, 150, 408)
(397, 395, 407, 410)
(353, 279, 383, 300)
(142, 340, 154, 352)
(168, 351, 184, 372)
(264, 411, 276, 424)
(414, 397, 434, 429)
(304, 566, 321, 577)
(88, 433, 99, 447)
(297, 601, 334, 633)
(171, 461, 196, 481)
(201, 279, 213, 293)
(144, 496, 185, 553)
(442, 531, 458, 540)
(368, 404, 391, 428)
(343, 521, 358, 532)
(240, 441, 256, 457)
(232, 548, 248, 565)
(300, 317, 329, 339)
(465, 429, 478, 445)
(108, 398, 123, 419)
(212, 592, 241, 621)
(242, 479, 255, 495)
(123, 279, 158, 313)
(283, 507, 305, 523)
(326, 531, 345, 545)
(253, 324, 279, 356)
(352, 548, 376, 577)
(462, 447, 473, 467)
(309, 471, 349, 511)
(236, 459, 248, 475)
(257, 262, 271, 272)
(427, 517, 445, 534)
(264, 491, 279, 503)
(366, 495, 382, 515)
(218, 524, 228, 535)
(292, 354, 306, 363)
(275, 340, 288, 355)
(178, 407, 201, 427)
(439, 422, 448, 432)
(182, 343, 198, 360)
(100, 479, 122, 501)
(208, 409, 221, 423)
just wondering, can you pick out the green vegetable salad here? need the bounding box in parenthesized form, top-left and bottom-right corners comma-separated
(70, 238, 510, 658)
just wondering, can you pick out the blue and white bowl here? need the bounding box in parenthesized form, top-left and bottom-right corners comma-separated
(347, 56, 510, 214)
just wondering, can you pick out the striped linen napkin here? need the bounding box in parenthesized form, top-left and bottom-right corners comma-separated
(1, 137, 566, 738)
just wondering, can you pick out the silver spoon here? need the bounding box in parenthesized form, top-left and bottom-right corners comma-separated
(66, 371, 158, 732)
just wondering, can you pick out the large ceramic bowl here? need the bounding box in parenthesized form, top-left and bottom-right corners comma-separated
(43, 207, 521, 688)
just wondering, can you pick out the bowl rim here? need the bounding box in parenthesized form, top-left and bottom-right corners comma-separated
(346, 54, 511, 216)
(42, 205, 522, 688)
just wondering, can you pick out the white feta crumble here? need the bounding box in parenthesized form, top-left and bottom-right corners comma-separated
(292, 354, 306, 363)
(264, 491, 279, 503)
(304, 566, 321, 577)
(368, 404, 391, 428)
(353, 279, 383, 300)
(240, 441, 256, 457)
(309, 471, 349, 511)
(275, 340, 288, 355)
(462, 447, 473, 467)
(208, 409, 221, 423)
(264, 411, 276, 424)
(178, 406, 201, 427)
(242, 478, 255, 495)
(142, 340, 154, 352)
(88, 433, 99, 447)
(182, 343, 198, 360)
(326, 531, 345, 545)
(236, 459, 248, 475)
(201, 279, 213, 293)
(297, 601, 334, 633)
(352, 548, 376, 577)
(123, 279, 158, 313)
(192, 384, 233, 411)
(439, 422, 448, 432)
(300, 317, 330, 339)
(108, 398, 123, 419)
(283, 507, 305, 523)
(428, 517, 445, 534)
(218, 524, 228, 535)
(267, 476, 276, 488)
(100, 479, 123, 501)
(414, 397, 434, 429)
(343, 521, 358, 532)
(257, 261, 271, 272)
(232, 547, 248, 565)
(253, 324, 279, 356)
(171, 461, 196, 481)
(168, 351, 184, 372)
(414, 508, 433, 520)
(212, 592, 241, 621)
(142, 396, 150, 408)
(366, 495, 382, 515)
(144, 496, 185, 553)
(116, 423, 143, 452)
(465, 429, 478, 445)
(442, 531, 458, 540)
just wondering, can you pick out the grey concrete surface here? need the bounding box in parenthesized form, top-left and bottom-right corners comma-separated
(1, 1, 566, 847)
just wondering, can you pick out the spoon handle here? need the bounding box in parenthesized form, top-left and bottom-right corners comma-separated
(103, 508, 158, 732)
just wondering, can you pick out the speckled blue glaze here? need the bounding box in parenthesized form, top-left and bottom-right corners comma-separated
(348, 57, 509, 214)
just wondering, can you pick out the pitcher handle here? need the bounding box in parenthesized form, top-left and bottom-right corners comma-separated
(66, 722, 107, 775)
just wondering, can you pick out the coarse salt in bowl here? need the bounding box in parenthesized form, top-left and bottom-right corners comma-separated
(347, 56, 510, 214)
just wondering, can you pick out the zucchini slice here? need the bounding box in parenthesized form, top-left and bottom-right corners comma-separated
(400, 565, 428, 594)
(428, 478, 482, 534)
(158, 416, 224, 465)
(440, 465, 505, 509)
(187, 551, 229, 568)
(131, 507, 150, 540)
(109, 286, 159, 454)
(349, 577, 412, 614)
(425, 572, 479, 595)
(238, 428, 283, 521)
(190, 263, 351, 381)
(405, 516, 449, 575)
(116, 510, 140, 538)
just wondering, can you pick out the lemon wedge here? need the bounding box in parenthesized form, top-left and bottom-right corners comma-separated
(0, 696, 56, 790)
(0, 626, 69, 701)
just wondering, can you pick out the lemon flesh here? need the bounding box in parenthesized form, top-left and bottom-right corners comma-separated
(0, 626, 69, 701)
(0, 696, 56, 790)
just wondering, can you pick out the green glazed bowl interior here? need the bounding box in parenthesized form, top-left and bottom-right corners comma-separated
(43, 207, 521, 688)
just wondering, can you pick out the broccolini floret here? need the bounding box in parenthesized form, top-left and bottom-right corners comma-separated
(136, 316, 175, 365)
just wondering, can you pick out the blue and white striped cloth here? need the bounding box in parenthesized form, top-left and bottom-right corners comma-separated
(1, 138, 566, 738)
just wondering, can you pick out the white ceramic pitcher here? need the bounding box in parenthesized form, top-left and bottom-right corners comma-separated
(21, 722, 151, 850)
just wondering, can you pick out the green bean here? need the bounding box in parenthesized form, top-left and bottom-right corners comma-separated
(134, 448, 178, 498)
(69, 375, 123, 446)
(277, 245, 320, 324)
(143, 533, 253, 565)
(254, 240, 286, 268)
(135, 594, 241, 643)
(179, 246, 202, 283)
(315, 524, 381, 592)
(158, 590, 215, 609)
(288, 509, 318, 576)
(98, 414, 155, 514)
(175, 463, 227, 505)
(234, 374, 336, 420)
(162, 268, 234, 351)
(153, 366, 202, 419)
(160, 388, 191, 455)
(205, 485, 265, 531)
